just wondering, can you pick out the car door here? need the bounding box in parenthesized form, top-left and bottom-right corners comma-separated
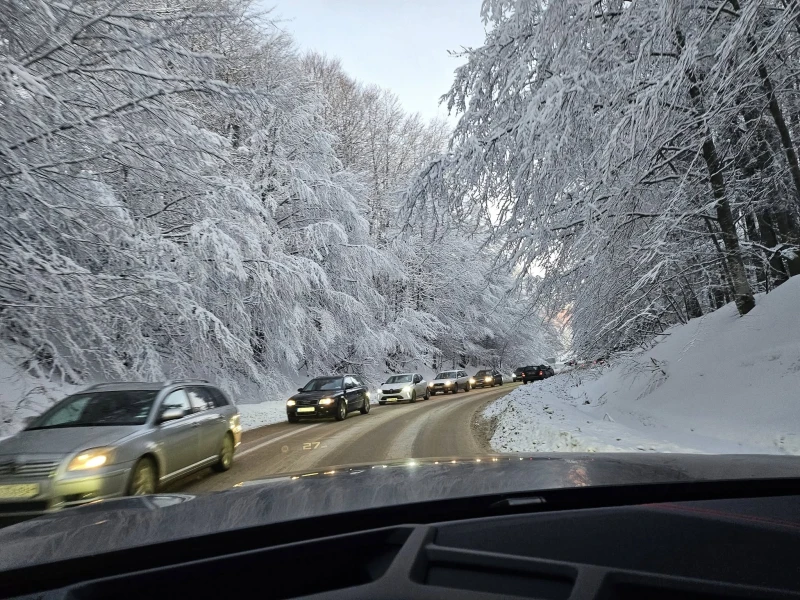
(458, 371, 468, 389)
(186, 386, 226, 461)
(343, 376, 359, 409)
(154, 389, 199, 477)
(413, 374, 426, 396)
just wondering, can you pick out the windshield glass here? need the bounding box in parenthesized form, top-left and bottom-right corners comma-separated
(2, 0, 799, 574)
(302, 377, 343, 391)
(435, 372, 458, 380)
(28, 391, 157, 428)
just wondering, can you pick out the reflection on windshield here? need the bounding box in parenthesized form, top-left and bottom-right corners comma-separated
(302, 378, 343, 391)
(28, 391, 157, 428)
(386, 375, 413, 384)
(435, 372, 457, 380)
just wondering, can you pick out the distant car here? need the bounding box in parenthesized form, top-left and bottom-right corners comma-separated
(521, 365, 555, 383)
(378, 373, 428, 404)
(512, 367, 526, 382)
(428, 370, 471, 395)
(287, 375, 370, 422)
(472, 369, 503, 388)
(0, 380, 241, 517)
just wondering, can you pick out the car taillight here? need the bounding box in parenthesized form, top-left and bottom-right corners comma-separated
(539, 371, 543, 375)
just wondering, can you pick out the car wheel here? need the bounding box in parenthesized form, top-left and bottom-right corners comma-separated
(128, 457, 157, 496)
(288, 415, 300, 423)
(360, 395, 370, 414)
(410, 390, 417, 403)
(213, 433, 234, 472)
(424, 389, 430, 400)
(335, 399, 347, 421)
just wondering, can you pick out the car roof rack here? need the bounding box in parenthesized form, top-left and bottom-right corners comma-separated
(164, 378, 211, 385)
(83, 381, 150, 390)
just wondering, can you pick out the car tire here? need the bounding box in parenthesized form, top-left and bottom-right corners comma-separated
(424, 389, 430, 400)
(288, 415, 300, 423)
(410, 390, 417, 403)
(360, 395, 370, 414)
(128, 457, 157, 496)
(335, 399, 347, 421)
(213, 433, 234, 472)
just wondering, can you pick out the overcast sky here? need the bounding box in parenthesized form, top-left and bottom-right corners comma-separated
(265, 0, 487, 122)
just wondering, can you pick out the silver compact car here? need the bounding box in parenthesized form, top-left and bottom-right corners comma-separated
(0, 380, 241, 517)
(377, 373, 429, 404)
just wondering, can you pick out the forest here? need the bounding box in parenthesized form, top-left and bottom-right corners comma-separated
(411, 0, 800, 358)
(0, 0, 554, 401)
(3, 0, 799, 403)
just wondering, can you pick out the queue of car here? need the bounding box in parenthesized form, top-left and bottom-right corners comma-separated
(0, 364, 553, 512)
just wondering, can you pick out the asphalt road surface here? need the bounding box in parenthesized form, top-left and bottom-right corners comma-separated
(167, 383, 519, 494)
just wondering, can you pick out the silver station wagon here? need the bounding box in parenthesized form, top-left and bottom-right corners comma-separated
(0, 380, 241, 517)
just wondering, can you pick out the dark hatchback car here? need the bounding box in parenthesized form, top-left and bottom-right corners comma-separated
(286, 375, 370, 422)
(521, 365, 554, 383)
(472, 369, 503, 388)
(512, 367, 525, 382)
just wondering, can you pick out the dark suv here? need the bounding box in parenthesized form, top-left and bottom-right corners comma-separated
(472, 369, 503, 388)
(521, 365, 555, 383)
(286, 375, 370, 422)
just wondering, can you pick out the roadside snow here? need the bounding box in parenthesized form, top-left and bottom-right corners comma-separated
(485, 276, 800, 455)
(236, 402, 288, 431)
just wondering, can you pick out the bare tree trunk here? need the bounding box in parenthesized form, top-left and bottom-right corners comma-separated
(677, 27, 755, 315)
(756, 209, 789, 287)
(730, 0, 800, 213)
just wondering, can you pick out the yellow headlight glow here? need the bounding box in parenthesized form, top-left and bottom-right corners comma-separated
(68, 448, 114, 471)
(319, 397, 334, 405)
(286, 399, 296, 406)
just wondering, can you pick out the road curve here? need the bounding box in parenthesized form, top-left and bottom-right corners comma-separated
(167, 383, 519, 494)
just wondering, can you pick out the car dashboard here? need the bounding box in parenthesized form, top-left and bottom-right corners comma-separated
(1, 483, 799, 599)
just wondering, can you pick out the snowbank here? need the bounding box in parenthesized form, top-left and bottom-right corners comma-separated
(485, 276, 800, 455)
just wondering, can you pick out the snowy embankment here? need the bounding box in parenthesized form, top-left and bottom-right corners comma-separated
(485, 276, 800, 455)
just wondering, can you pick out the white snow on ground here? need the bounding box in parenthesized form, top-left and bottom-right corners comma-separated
(485, 276, 800, 455)
(236, 402, 289, 431)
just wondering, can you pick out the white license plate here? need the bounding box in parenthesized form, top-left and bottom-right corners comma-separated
(0, 483, 39, 499)
(296, 407, 315, 413)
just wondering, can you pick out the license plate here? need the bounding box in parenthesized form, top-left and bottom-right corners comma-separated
(297, 407, 315, 413)
(0, 483, 39, 499)
(386, 398, 397, 402)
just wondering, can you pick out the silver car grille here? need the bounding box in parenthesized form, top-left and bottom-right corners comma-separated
(384, 388, 402, 394)
(0, 460, 59, 478)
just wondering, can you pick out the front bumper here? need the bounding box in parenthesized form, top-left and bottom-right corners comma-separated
(428, 384, 455, 394)
(287, 404, 338, 418)
(378, 390, 413, 402)
(472, 379, 496, 388)
(0, 464, 132, 517)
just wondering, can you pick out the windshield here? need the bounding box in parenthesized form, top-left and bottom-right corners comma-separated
(28, 391, 157, 428)
(2, 0, 799, 573)
(435, 372, 458, 380)
(302, 377, 344, 391)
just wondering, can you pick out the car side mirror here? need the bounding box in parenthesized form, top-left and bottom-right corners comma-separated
(23, 416, 36, 427)
(159, 407, 185, 424)
(344, 382, 354, 389)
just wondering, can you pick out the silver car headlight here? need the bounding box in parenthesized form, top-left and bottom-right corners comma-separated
(68, 447, 116, 471)
(401, 385, 412, 393)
